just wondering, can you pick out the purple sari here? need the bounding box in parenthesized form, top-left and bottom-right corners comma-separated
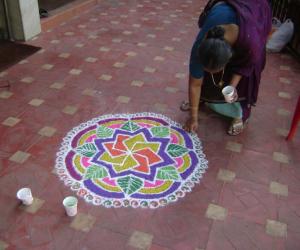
(198, 0, 272, 120)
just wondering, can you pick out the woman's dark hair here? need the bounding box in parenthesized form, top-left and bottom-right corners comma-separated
(197, 26, 232, 71)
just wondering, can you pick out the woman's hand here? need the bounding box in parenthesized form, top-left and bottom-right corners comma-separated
(228, 74, 241, 103)
(228, 86, 238, 103)
(183, 116, 199, 133)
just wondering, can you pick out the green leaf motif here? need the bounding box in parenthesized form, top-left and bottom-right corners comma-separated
(167, 144, 188, 157)
(157, 166, 180, 180)
(121, 121, 140, 132)
(151, 126, 169, 138)
(97, 125, 114, 138)
(84, 165, 108, 180)
(117, 176, 143, 195)
(76, 143, 97, 157)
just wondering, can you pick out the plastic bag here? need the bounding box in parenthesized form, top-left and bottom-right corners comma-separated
(267, 19, 294, 53)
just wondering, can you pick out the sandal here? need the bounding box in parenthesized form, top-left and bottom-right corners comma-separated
(180, 100, 190, 111)
(227, 118, 247, 136)
(39, 8, 49, 18)
(180, 100, 205, 112)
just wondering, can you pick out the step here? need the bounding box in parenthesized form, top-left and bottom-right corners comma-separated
(41, 0, 98, 31)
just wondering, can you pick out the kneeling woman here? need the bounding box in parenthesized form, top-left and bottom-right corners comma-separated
(182, 0, 272, 135)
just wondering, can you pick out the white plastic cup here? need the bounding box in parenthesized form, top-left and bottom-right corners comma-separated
(17, 188, 33, 205)
(63, 196, 78, 217)
(222, 86, 235, 103)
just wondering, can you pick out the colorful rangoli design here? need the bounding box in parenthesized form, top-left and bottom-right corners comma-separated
(55, 113, 208, 208)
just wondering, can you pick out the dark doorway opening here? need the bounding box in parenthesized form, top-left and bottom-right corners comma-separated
(38, 0, 77, 12)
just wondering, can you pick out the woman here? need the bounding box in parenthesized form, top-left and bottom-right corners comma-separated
(182, 0, 272, 135)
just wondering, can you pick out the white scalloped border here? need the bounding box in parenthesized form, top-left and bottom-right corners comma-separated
(55, 112, 208, 209)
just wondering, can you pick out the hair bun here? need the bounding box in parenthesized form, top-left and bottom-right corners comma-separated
(207, 26, 225, 40)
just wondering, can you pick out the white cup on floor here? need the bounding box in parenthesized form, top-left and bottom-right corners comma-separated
(222, 86, 235, 103)
(17, 188, 33, 205)
(63, 196, 78, 217)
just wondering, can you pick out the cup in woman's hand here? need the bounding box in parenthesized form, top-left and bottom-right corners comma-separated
(222, 86, 235, 103)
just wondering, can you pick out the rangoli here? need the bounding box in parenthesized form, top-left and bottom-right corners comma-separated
(55, 113, 208, 208)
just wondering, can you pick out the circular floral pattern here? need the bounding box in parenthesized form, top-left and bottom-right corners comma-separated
(55, 113, 208, 208)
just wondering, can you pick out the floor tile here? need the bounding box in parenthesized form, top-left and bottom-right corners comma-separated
(131, 80, 144, 87)
(0, 90, 13, 99)
(137, 43, 147, 47)
(280, 65, 291, 71)
(19, 59, 28, 64)
(85, 57, 98, 63)
(112, 38, 122, 43)
(69, 69, 82, 75)
(207, 216, 279, 250)
(226, 141, 242, 153)
(82, 88, 97, 96)
(20, 197, 45, 214)
(154, 56, 165, 61)
(38, 126, 57, 137)
(75, 43, 84, 48)
(113, 62, 126, 68)
(269, 181, 288, 197)
(62, 105, 78, 115)
(28, 98, 44, 107)
(175, 73, 186, 79)
(42, 64, 54, 70)
(217, 168, 236, 182)
(59, 53, 70, 58)
(279, 77, 291, 84)
(163, 46, 174, 51)
(278, 92, 291, 99)
(9, 151, 30, 164)
(99, 47, 111, 52)
(49, 82, 65, 90)
(70, 213, 96, 233)
(2, 117, 21, 127)
(277, 108, 291, 116)
(205, 204, 227, 221)
(89, 35, 98, 39)
(50, 40, 60, 44)
(0, 71, 8, 77)
(154, 103, 167, 112)
(165, 87, 178, 93)
(0, 240, 9, 249)
(21, 77, 34, 83)
(128, 231, 153, 250)
(99, 74, 112, 81)
(126, 51, 137, 57)
(276, 128, 289, 137)
(273, 152, 290, 164)
(266, 219, 287, 238)
(116, 96, 131, 104)
(144, 67, 156, 73)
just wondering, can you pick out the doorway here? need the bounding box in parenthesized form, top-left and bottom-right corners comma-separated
(38, 0, 77, 12)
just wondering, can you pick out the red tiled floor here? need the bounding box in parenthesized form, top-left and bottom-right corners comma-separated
(0, 0, 300, 249)
(206, 215, 285, 250)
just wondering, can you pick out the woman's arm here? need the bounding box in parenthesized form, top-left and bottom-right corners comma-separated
(184, 75, 203, 132)
(230, 73, 242, 88)
(189, 75, 203, 118)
